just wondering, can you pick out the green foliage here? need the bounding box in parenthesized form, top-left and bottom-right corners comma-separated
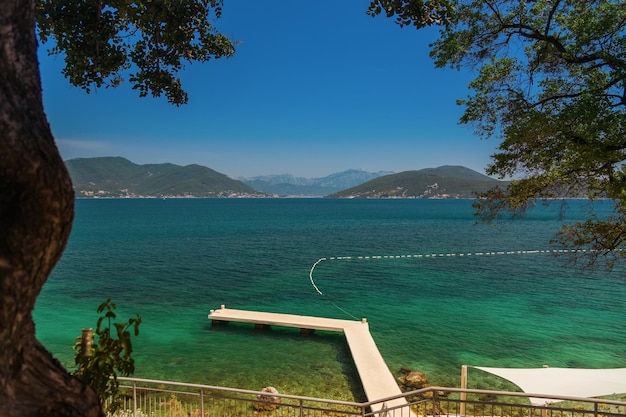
(366, 0, 456, 28)
(35, 0, 235, 105)
(374, 0, 626, 267)
(74, 298, 142, 414)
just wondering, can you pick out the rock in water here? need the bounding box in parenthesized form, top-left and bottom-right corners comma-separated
(397, 368, 429, 391)
(254, 386, 281, 411)
(404, 371, 429, 389)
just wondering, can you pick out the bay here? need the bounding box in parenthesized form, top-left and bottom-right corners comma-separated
(33, 198, 626, 400)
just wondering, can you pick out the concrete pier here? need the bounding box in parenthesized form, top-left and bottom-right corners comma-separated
(208, 305, 412, 416)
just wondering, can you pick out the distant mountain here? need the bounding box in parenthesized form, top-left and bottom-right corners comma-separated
(66, 157, 264, 198)
(327, 166, 506, 198)
(242, 169, 394, 197)
(65, 159, 503, 199)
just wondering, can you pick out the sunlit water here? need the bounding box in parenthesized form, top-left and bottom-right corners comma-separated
(34, 198, 626, 400)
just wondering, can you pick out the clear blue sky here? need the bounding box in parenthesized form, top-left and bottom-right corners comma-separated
(39, 1, 498, 178)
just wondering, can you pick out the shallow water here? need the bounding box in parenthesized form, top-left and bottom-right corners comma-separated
(34, 198, 626, 400)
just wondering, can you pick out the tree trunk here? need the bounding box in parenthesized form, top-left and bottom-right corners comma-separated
(0, 1, 102, 416)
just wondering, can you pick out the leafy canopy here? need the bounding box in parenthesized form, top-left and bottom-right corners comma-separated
(371, 0, 626, 267)
(36, 0, 235, 105)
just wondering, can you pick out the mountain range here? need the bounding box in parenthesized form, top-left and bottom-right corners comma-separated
(66, 157, 263, 198)
(241, 169, 394, 197)
(65, 157, 504, 198)
(328, 166, 505, 198)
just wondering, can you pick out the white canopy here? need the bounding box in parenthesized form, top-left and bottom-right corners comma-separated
(472, 366, 626, 405)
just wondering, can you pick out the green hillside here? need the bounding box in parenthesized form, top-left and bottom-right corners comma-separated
(327, 166, 506, 198)
(66, 157, 262, 198)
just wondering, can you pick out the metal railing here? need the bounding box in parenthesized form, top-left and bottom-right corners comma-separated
(110, 377, 626, 417)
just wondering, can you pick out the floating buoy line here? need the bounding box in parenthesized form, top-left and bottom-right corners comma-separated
(308, 248, 590, 320)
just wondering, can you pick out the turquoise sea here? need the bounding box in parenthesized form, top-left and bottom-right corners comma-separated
(34, 198, 626, 401)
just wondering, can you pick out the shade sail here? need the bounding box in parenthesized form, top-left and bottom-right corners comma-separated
(473, 366, 626, 405)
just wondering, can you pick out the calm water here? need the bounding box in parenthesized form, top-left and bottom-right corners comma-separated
(34, 198, 626, 400)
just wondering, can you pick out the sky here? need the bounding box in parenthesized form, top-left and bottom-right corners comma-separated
(38, 1, 499, 179)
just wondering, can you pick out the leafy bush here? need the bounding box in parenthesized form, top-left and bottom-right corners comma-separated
(73, 298, 142, 414)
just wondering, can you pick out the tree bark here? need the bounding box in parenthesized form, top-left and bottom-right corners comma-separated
(0, 1, 102, 416)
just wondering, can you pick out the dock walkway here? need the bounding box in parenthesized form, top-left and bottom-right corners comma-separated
(208, 305, 412, 416)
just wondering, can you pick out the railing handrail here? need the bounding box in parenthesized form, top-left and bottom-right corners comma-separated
(117, 376, 626, 409)
(117, 376, 363, 407)
(409, 386, 626, 407)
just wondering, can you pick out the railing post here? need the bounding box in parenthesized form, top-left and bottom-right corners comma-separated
(81, 328, 93, 356)
(460, 365, 467, 416)
(132, 380, 137, 417)
(200, 388, 205, 417)
(299, 398, 304, 417)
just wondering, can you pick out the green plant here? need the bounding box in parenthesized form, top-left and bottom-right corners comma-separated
(73, 298, 142, 414)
